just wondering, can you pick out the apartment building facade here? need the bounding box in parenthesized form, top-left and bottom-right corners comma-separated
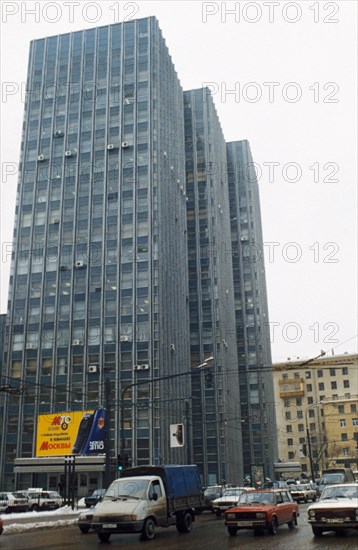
(273, 353, 358, 478)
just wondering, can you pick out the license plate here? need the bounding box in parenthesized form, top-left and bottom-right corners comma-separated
(103, 523, 117, 529)
(325, 518, 344, 523)
(237, 521, 254, 526)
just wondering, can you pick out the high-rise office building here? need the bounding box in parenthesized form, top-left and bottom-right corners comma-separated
(227, 140, 277, 479)
(0, 17, 191, 490)
(0, 17, 276, 491)
(184, 90, 243, 485)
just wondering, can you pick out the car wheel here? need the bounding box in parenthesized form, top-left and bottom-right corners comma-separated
(79, 526, 90, 534)
(312, 527, 323, 537)
(98, 533, 111, 542)
(31, 504, 39, 512)
(312, 496, 316, 502)
(288, 514, 296, 529)
(142, 518, 156, 540)
(4, 507, 12, 514)
(228, 527, 237, 536)
(268, 516, 278, 535)
(182, 512, 193, 533)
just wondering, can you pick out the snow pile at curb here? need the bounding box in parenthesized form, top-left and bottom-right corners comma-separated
(4, 518, 78, 534)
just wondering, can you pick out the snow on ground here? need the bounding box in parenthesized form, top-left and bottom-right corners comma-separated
(3, 518, 78, 534)
(1, 506, 80, 534)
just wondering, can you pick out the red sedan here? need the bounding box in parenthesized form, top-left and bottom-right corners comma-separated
(224, 488, 299, 536)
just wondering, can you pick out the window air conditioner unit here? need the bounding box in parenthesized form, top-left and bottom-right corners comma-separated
(60, 265, 68, 271)
(75, 260, 86, 268)
(72, 339, 81, 346)
(37, 154, 45, 161)
(120, 336, 129, 342)
(65, 150, 73, 157)
(25, 343, 35, 349)
(54, 130, 64, 137)
(88, 365, 98, 373)
(107, 144, 116, 150)
(52, 218, 60, 224)
(121, 142, 130, 148)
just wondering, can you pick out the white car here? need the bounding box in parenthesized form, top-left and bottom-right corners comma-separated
(212, 488, 250, 517)
(26, 490, 63, 511)
(308, 483, 358, 537)
(0, 492, 29, 513)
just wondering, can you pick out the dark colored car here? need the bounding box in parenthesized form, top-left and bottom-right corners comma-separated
(224, 488, 299, 536)
(203, 486, 224, 511)
(85, 488, 106, 508)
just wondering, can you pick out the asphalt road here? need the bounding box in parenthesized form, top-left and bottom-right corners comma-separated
(1, 504, 357, 550)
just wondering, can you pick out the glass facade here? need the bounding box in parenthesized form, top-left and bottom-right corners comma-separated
(227, 140, 278, 479)
(184, 89, 243, 485)
(0, 18, 276, 490)
(0, 17, 191, 489)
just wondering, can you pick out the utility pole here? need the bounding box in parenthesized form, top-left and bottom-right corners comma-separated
(306, 426, 315, 483)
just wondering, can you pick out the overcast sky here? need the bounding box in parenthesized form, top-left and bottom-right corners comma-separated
(0, 1, 357, 362)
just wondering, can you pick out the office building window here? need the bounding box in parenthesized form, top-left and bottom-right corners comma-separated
(343, 380, 350, 388)
(318, 383, 324, 391)
(306, 384, 312, 392)
(338, 405, 344, 413)
(286, 425, 292, 433)
(329, 368, 336, 376)
(341, 433, 348, 441)
(287, 438, 293, 446)
(331, 381, 337, 390)
(340, 419, 346, 428)
(317, 369, 323, 378)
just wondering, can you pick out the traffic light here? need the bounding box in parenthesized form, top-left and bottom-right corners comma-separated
(117, 454, 123, 471)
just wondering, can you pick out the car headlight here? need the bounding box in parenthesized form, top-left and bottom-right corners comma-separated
(256, 512, 266, 519)
(122, 515, 138, 521)
(226, 512, 236, 519)
(308, 510, 316, 518)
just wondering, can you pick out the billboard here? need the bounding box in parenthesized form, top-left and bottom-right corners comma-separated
(36, 408, 106, 457)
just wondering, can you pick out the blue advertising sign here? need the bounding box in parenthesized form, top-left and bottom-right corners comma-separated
(72, 408, 106, 455)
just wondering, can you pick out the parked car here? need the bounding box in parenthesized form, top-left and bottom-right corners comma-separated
(308, 483, 358, 537)
(212, 488, 252, 517)
(78, 505, 97, 534)
(289, 484, 317, 503)
(84, 488, 106, 508)
(0, 516, 3, 535)
(0, 492, 29, 513)
(26, 490, 63, 511)
(224, 488, 299, 536)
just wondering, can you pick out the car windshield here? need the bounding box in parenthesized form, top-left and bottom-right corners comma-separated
(205, 487, 221, 496)
(321, 486, 358, 500)
(12, 492, 26, 498)
(223, 489, 243, 497)
(239, 492, 275, 505)
(320, 473, 345, 485)
(92, 489, 105, 497)
(105, 479, 149, 500)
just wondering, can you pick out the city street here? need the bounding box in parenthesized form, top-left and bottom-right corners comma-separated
(1, 504, 357, 550)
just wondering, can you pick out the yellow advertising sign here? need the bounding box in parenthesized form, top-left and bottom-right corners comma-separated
(36, 411, 93, 457)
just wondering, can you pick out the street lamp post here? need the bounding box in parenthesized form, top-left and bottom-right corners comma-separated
(305, 402, 323, 483)
(120, 357, 214, 469)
